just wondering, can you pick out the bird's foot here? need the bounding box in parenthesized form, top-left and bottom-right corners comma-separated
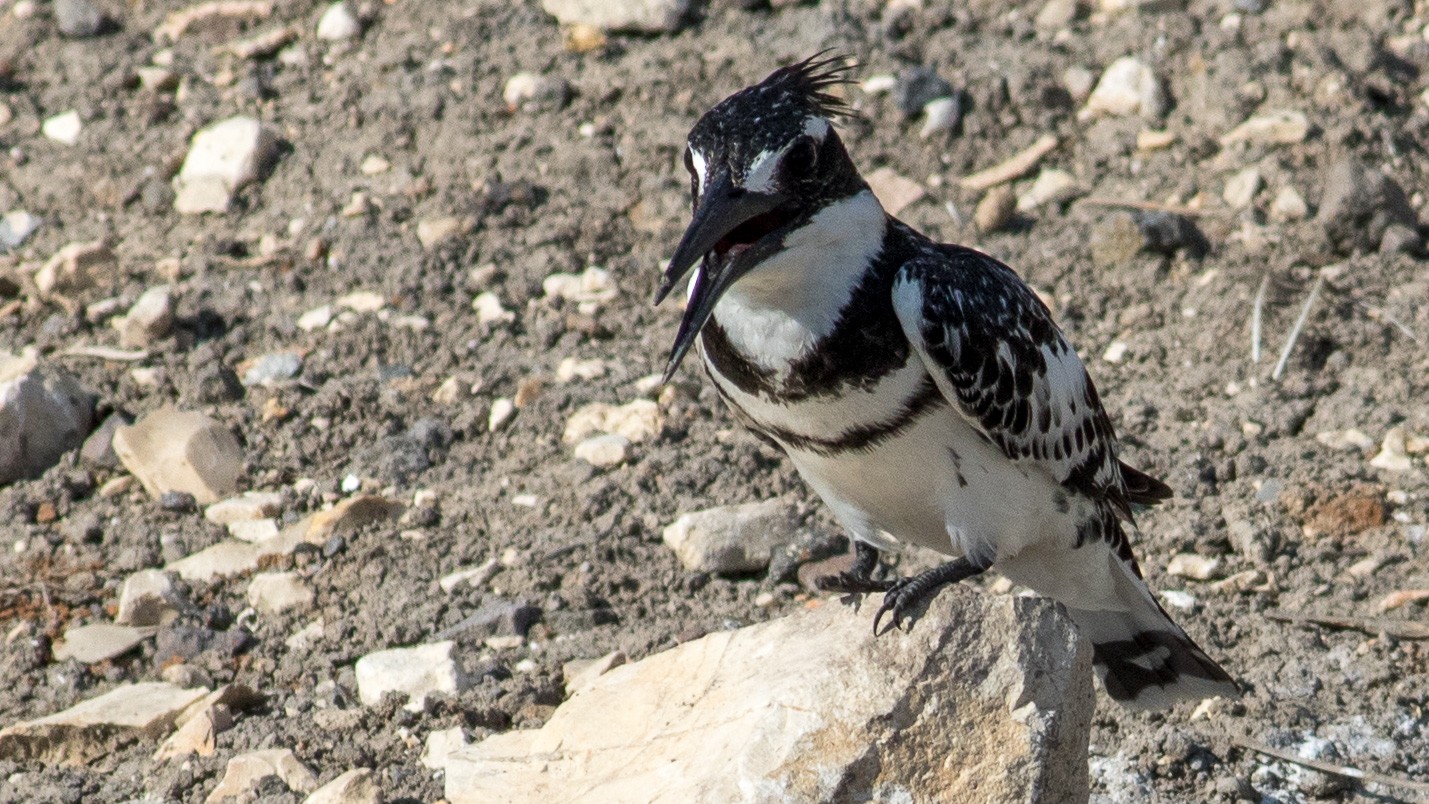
(872, 558, 987, 636)
(815, 541, 890, 595)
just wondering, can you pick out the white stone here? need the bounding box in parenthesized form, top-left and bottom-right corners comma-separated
(555, 357, 607, 382)
(112, 407, 244, 504)
(502, 72, 567, 112)
(304, 768, 380, 804)
(919, 96, 960, 139)
(119, 285, 174, 348)
(1166, 553, 1222, 581)
(1219, 110, 1311, 146)
(488, 398, 515, 431)
(166, 540, 264, 582)
(286, 619, 325, 651)
(315, 1, 360, 40)
(355, 641, 468, 712)
(662, 499, 795, 574)
(34, 240, 116, 297)
(0, 682, 207, 765)
(539, 0, 692, 33)
(1082, 57, 1163, 119)
(297, 304, 334, 331)
(174, 116, 279, 214)
(1160, 590, 1197, 610)
(52, 623, 154, 663)
(1102, 340, 1129, 363)
(227, 518, 280, 542)
(562, 399, 663, 444)
(1222, 167, 1262, 209)
(1017, 169, 1079, 211)
(1371, 427, 1416, 472)
(542, 266, 617, 306)
(445, 593, 1092, 803)
(42, 110, 82, 145)
(336, 290, 385, 312)
(1270, 186, 1309, 221)
(153, 705, 231, 760)
(439, 559, 499, 593)
(573, 433, 629, 467)
(416, 216, 462, 249)
(1062, 66, 1095, 102)
(472, 292, 514, 325)
(359, 155, 389, 175)
(0, 356, 96, 484)
(1315, 429, 1376, 452)
(116, 569, 181, 626)
(205, 491, 285, 525)
(0, 209, 41, 249)
(247, 571, 314, 614)
(422, 727, 469, 770)
(206, 748, 318, 802)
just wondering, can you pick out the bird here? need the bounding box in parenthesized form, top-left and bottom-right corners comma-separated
(653, 54, 1239, 710)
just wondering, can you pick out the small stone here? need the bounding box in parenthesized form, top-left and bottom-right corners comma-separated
(864, 167, 925, 216)
(42, 110, 82, 145)
(1017, 169, 1079, 212)
(116, 569, 182, 627)
(563, 399, 663, 444)
(472, 292, 514, 325)
(1081, 57, 1164, 119)
(205, 491, 285, 525)
(1035, 0, 1079, 28)
(423, 728, 469, 770)
(315, 1, 360, 40)
(1222, 167, 1262, 209)
(573, 433, 630, 467)
(540, 0, 693, 33)
(166, 540, 263, 582)
(53, 623, 154, 663)
(300, 494, 404, 542)
(112, 407, 244, 504)
(488, 398, 515, 431)
(241, 351, 303, 386)
(1380, 224, 1422, 256)
(973, 186, 1016, 234)
(1315, 428, 1376, 452)
(1166, 553, 1222, 581)
(304, 768, 380, 804)
(1159, 590, 1197, 610)
(0, 210, 42, 251)
(1102, 340, 1129, 363)
(563, 22, 606, 53)
(1062, 66, 1095, 102)
(54, 0, 105, 37)
(206, 748, 319, 802)
(542, 266, 617, 307)
(0, 682, 207, 765)
(285, 619, 325, 651)
(439, 559, 500, 593)
(359, 155, 390, 176)
(1132, 210, 1205, 256)
(297, 304, 334, 331)
(555, 357, 607, 382)
(153, 705, 232, 761)
(1370, 428, 1415, 472)
(416, 216, 463, 249)
(174, 116, 280, 215)
(919, 96, 962, 139)
(1135, 129, 1175, 150)
(338, 290, 385, 313)
(160, 664, 213, 689)
(662, 499, 796, 574)
(340, 192, 371, 218)
(228, 518, 279, 542)
(1270, 186, 1309, 221)
(247, 572, 314, 614)
(136, 67, 177, 91)
(34, 240, 116, 297)
(0, 356, 96, 484)
(502, 72, 570, 112)
(1317, 158, 1417, 254)
(892, 67, 954, 119)
(355, 640, 469, 712)
(1219, 110, 1311, 146)
(119, 285, 175, 348)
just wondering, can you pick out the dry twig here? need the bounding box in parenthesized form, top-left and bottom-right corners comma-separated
(1251, 274, 1268, 364)
(959, 134, 1058, 191)
(1233, 737, 1429, 801)
(1265, 608, 1429, 640)
(1271, 272, 1324, 380)
(1078, 197, 1209, 218)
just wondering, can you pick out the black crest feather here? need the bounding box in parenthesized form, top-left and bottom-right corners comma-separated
(758, 51, 855, 119)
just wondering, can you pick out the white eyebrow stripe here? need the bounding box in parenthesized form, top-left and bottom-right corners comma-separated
(689, 147, 708, 191)
(743, 146, 782, 194)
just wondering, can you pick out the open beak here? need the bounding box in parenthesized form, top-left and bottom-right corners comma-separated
(653, 169, 789, 383)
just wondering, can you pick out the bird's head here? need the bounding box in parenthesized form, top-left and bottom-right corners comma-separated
(654, 53, 863, 381)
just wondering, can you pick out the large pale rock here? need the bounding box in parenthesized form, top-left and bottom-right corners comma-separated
(540, 0, 693, 33)
(116, 568, 183, 626)
(0, 354, 96, 484)
(355, 640, 468, 712)
(304, 768, 380, 804)
(52, 623, 155, 663)
(0, 682, 207, 764)
(174, 116, 279, 214)
(661, 499, 796, 574)
(206, 748, 319, 802)
(446, 592, 1094, 803)
(247, 571, 314, 613)
(112, 406, 243, 504)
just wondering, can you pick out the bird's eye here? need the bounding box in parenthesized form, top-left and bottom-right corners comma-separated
(783, 136, 818, 180)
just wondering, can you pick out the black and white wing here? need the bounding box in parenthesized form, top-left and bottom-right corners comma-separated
(891, 245, 1169, 520)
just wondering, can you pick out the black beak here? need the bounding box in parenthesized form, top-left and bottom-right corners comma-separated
(654, 169, 788, 383)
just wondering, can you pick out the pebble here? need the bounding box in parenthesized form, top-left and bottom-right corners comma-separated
(42, 110, 82, 145)
(1370, 428, 1417, 472)
(563, 22, 606, 53)
(542, 266, 617, 308)
(973, 185, 1016, 233)
(0, 356, 96, 484)
(153, 705, 231, 760)
(1222, 167, 1262, 209)
(1102, 340, 1129, 363)
(174, 116, 279, 215)
(422, 728, 469, 770)
(52, 623, 154, 663)
(136, 66, 177, 91)
(555, 357, 607, 382)
(297, 304, 334, 331)
(488, 397, 515, 431)
(54, 0, 105, 37)
(1159, 590, 1198, 611)
(1135, 129, 1175, 150)
(1316, 157, 1417, 254)
(416, 216, 463, 249)
(919, 95, 962, 138)
(1380, 224, 1422, 256)
(119, 285, 175, 348)
(0, 210, 41, 251)
(563, 399, 663, 444)
(304, 768, 381, 804)
(1219, 110, 1311, 146)
(113, 407, 244, 504)
(1315, 429, 1376, 452)
(573, 433, 631, 467)
(502, 72, 570, 112)
(662, 499, 797, 574)
(1132, 210, 1204, 255)
(227, 518, 279, 542)
(247, 571, 314, 614)
(892, 67, 954, 119)
(241, 351, 303, 386)
(1270, 186, 1309, 221)
(539, 0, 693, 33)
(1017, 169, 1079, 211)
(0, 682, 208, 765)
(1166, 553, 1222, 581)
(34, 239, 117, 297)
(315, 1, 360, 40)
(354, 640, 469, 711)
(205, 491, 285, 524)
(116, 569, 182, 626)
(206, 748, 318, 802)
(285, 619, 325, 651)
(1062, 66, 1095, 102)
(472, 292, 515, 325)
(864, 167, 925, 217)
(1081, 57, 1164, 119)
(438, 559, 500, 593)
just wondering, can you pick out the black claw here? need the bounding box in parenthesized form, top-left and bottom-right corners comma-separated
(871, 557, 989, 637)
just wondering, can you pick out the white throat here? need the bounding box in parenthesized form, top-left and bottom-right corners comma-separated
(706, 189, 886, 371)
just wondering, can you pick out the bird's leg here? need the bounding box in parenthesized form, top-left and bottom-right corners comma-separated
(872, 558, 987, 636)
(815, 541, 892, 595)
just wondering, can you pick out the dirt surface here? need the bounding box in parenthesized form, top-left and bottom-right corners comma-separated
(2, 0, 1428, 801)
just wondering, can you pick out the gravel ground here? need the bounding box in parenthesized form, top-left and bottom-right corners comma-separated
(2, 0, 1428, 801)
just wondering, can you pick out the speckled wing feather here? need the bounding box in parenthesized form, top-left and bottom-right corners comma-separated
(891, 243, 1140, 519)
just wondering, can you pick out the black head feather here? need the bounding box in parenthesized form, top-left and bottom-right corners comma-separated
(757, 51, 856, 120)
